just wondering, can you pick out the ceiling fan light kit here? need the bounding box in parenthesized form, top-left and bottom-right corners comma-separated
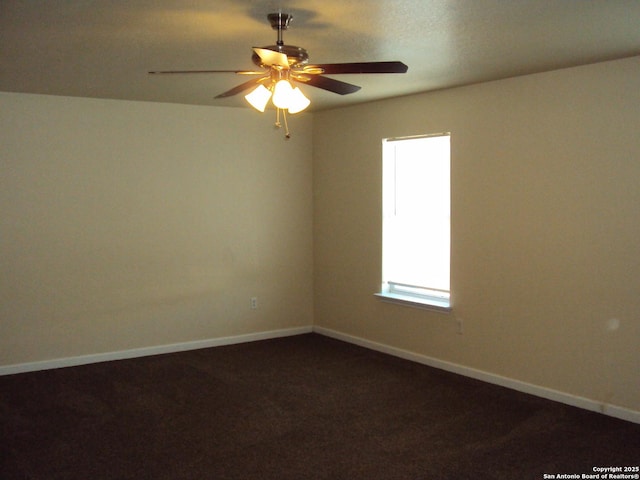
(149, 12, 408, 139)
(244, 84, 271, 112)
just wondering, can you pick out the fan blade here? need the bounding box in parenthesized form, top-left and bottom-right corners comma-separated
(253, 47, 289, 69)
(149, 69, 264, 75)
(214, 77, 268, 98)
(296, 75, 361, 95)
(301, 61, 408, 75)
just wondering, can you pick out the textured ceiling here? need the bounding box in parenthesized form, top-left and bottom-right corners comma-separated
(2, 1, 640, 111)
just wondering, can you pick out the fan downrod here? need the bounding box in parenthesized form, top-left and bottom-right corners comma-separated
(268, 12, 292, 38)
(252, 13, 309, 68)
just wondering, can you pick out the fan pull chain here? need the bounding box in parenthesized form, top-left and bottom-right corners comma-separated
(274, 108, 291, 140)
(282, 109, 291, 139)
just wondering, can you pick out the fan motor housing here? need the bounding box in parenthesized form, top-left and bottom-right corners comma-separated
(252, 45, 309, 67)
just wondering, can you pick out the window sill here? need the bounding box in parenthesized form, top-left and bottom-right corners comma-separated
(374, 292, 452, 313)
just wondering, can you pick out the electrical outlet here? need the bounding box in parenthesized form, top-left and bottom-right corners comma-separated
(250, 297, 258, 309)
(456, 317, 464, 335)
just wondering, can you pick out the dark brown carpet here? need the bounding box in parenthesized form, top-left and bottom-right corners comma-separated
(1, 333, 638, 479)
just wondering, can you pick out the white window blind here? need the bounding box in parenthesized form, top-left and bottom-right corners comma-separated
(379, 134, 451, 310)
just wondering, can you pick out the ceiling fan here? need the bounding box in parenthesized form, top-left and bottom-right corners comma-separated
(149, 12, 408, 138)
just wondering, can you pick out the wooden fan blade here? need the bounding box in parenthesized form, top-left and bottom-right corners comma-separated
(253, 47, 289, 68)
(214, 77, 268, 98)
(149, 69, 264, 75)
(301, 61, 408, 75)
(296, 75, 361, 95)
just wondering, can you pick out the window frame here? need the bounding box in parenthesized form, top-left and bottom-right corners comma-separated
(376, 133, 452, 313)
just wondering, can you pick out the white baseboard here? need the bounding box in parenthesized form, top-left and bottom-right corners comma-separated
(0, 326, 313, 376)
(4, 324, 637, 425)
(313, 326, 640, 425)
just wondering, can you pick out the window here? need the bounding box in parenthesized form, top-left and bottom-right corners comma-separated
(377, 133, 451, 311)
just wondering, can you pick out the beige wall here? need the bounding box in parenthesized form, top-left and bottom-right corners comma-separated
(1, 93, 313, 365)
(313, 56, 640, 412)
(2, 57, 639, 414)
